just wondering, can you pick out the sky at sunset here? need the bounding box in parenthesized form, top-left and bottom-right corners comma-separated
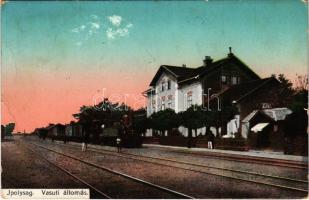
(2, 0, 308, 132)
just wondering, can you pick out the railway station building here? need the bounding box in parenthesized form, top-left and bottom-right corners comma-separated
(143, 47, 288, 139)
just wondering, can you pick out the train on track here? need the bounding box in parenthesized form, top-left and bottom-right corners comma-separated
(35, 112, 144, 148)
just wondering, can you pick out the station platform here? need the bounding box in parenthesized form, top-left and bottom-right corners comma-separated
(143, 144, 308, 163)
(37, 137, 308, 165)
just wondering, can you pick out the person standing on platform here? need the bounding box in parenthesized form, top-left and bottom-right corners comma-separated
(81, 127, 89, 152)
(207, 132, 215, 149)
(82, 135, 88, 152)
(116, 137, 122, 153)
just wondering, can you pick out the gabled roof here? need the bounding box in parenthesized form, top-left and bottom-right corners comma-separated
(149, 53, 261, 86)
(195, 54, 260, 81)
(241, 107, 291, 124)
(219, 77, 281, 103)
(149, 65, 196, 86)
(242, 110, 274, 123)
(164, 65, 197, 78)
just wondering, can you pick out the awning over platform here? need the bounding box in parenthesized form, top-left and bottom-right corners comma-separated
(251, 123, 269, 133)
(263, 108, 292, 121)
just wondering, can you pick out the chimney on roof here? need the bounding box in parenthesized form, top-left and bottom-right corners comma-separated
(228, 46, 234, 57)
(203, 56, 213, 67)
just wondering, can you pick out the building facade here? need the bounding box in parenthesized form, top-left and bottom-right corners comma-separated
(144, 48, 284, 137)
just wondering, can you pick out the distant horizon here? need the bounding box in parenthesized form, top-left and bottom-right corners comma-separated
(2, 1, 308, 132)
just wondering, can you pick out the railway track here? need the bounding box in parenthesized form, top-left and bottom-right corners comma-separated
(39, 140, 308, 194)
(24, 141, 194, 199)
(20, 143, 111, 199)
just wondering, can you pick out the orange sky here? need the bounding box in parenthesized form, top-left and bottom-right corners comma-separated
(2, 70, 151, 132)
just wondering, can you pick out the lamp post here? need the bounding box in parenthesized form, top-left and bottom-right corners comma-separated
(101, 124, 105, 136)
(100, 124, 105, 145)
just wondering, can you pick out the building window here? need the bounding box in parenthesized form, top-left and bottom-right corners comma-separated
(161, 96, 166, 110)
(187, 96, 193, 108)
(161, 102, 165, 110)
(187, 92, 193, 108)
(167, 80, 171, 90)
(221, 75, 227, 84)
(152, 100, 156, 111)
(161, 81, 165, 92)
(231, 76, 238, 85)
(226, 76, 231, 84)
(167, 95, 173, 109)
(167, 101, 172, 109)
